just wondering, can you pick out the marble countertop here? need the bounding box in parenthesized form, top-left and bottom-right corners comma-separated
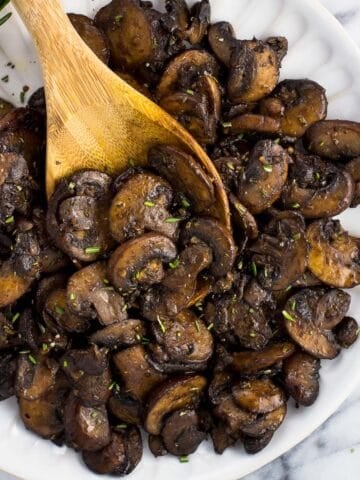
(1, 2, 359, 480)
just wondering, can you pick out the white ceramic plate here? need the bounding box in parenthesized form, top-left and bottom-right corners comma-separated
(0, 0, 359, 479)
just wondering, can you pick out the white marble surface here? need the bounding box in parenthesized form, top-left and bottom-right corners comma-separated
(1, 1, 359, 480)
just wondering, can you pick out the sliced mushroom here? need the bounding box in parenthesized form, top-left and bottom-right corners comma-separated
(145, 375, 207, 435)
(108, 233, 177, 291)
(0, 352, 17, 400)
(266, 36, 288, 64)
(148, 434, 168, 457)
(232, 379, 285, 414)
(231, 342, 295, 374)
(284, 289, 339, 359)
(208, 22, 237, 67)
(210, 423, 239, 454)
(345, 157, 360, 207)
(47, 170, 113, 262)
(67, 262, 127, 325)
(240, 404, 286, 437)
(305, 120, 360, 160)
(306, 219, 360, 288)
(213, 394, 256, 434)
(271, 79, 328, 137)
(108, 392, 143, 425)
(82, 427, 142, 475)
(68, 13, 110, 64)
(110, 172, 177, 243)
(243, 278, 272, 309)
(282, 352, 320, 406)
(236, 140, 290, 215)
(226, 114, 280, 135)
(282, 152, 354, 218)
(64, 392, 111, 451)
(149, 145, 215, 212)
(43, 288, 90, 333)
(161, 409, 206, 456)
(181, 0, 210, 45)
(335, 317, 359, 349)
(182, 217, 236, 276)
(113, 345, 167, 402)
(314, 288, 350, 330)
(15, 355, 58, 400)
(243, 430, 274, 454)
(228, 40, 279, 104)
(90, 320, 146, 347)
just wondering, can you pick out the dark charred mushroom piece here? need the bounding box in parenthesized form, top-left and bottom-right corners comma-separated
(208, 371, 233, 406)
(67, 262, 127, 325)
(90, 319, 146, 347)
(110, 172, 177, 243)
(228, 40, 279, 104)
(306, 219, 360, 288)
(208, 22, 237, 66)
(149, 144, 215, 212)
(231, 342, 295, 374)
(211, 423, 239, 454)
(0, 352, 17, 400)
(148, 434, 168, 457)
(314, 289, 350, 330)
(82, 427, 143, 475)
(284, 289, 339, 359)
(47, 170, 113, 262)
(271, 79, 328, 137)
(243, 278, 272, 309)
(345, 157, 360, 207)
(243, 430, 274, 454)
(182, 217, 236, 276)
(282, 152, 354, 218)
(305, 120, 360, 160)
(185, 0, 211, 44)
(335, 317, 359, 349)
(15, 355, 58, 400)
(236, 140, 290, 215)
(145, 375, 207, 435)
(232, 379, 285, 414)
(64, 392, 111, 451)
(108, 392, 143, 425)
(108, 233, 177, 291)
(282, 352, 320, 406)
(161, 409, 206, 456)
(213, 394, 256, 434)
(68, 13, 110, 64)
(113, 345, 167, 402)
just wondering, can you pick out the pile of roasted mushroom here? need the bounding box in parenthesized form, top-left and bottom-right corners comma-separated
(0, 0, 359, 475)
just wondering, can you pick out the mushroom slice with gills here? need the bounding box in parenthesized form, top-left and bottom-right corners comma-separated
(0, 352, 17, 401)
(149, 309, 213, 372)
(243, 430, 274, 454)
(345, 157, 360, 207)
(161, 409, 206, 456)
(44, 288, 90, 333)
(335, 317, 359, 349)
(0, 153, 38, 224)
(149, 145, 215, 213)
(184, 0, 211, 44)
(306, 218, 360, 288)
(145, 375, 207, 435)
(236, 140, 290, 215)
(110, 172, 177, 244)
(227, 40, 279, 104)
(60, 346, 111, 406)
(249, 211, 308, 291)
(283, 289, 339, 359)
(163, 0, 190, 35)
(64, 392, 111, 452)
(282, 152, 354, 218)
(229, 193, 259, 240)
(282, 352, 320, 406)
(108, 233, 177, 292)
(265, 36, 288, 65)
(240, 404, 287, 437)
(15, 355, 58, 401)
(0, 98, 14, 119)
(113, 345, 167, 402)
(226, 114, 281, 135)
(82, 427, 142, 476)
(182, 217, 236, 277)
(156, 50, 219, 100)
(305, 120, 360, 160)
(314, 288, 351, 330)
(141, 243, 212, 320)
(67, 262, 127, 325)
(68, 13, 110, 64)
(108, 392, 143, 425)
(231, 342, 295, 375)
(208, 22, 237, 67)
(47, 170, 113, 262)
(271, 79, 327, 138)
(232, 379, 285, 414)
(213, 394, 256, 434)
(18, 372, 69, 440)
(89, 319, 146, 348)
(0, 312, 19, 349)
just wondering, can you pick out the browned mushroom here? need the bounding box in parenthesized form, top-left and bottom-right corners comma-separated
(108, 392, 143, 425)
(161, 409, 206, 456)
(210, 423, 239, 454)
(43, 288, 90, 333)
(208, 22, 237, 67)
(68, 13, 110, 64)
(243, 430, 274, 454)
(15, 355, 58, 400)
(266, 36, 288, 64)
(236, 140, 290, 215)
(282, 352, 320, 406)
(108, 233, 177, 291)
(90, 320, 146, 347)
(110, 172, 178, 243)
(305, 120, 360, 160)
(282, 152, 354, 218)
(225, 114, 280, 135)
(213, 393, 256, 434)
(166, 0, 210, 45)
(240, 404, 286, 437)
(0, 352, 17, 400)
(306, 219, 360, 288)
(145, 375, 207, 435)
(345, 157, 360, 206)
(148, 434, 168, 457)
(335, 317, 359, 349)
(232, 379, 285, 414)
(231, 342, 295, 374)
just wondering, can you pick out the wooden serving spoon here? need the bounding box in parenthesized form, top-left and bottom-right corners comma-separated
(11, 0, 230, 227)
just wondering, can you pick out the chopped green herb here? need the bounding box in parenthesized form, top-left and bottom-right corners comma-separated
(263, 266, 268, 278)
(165, 217, 182, 223)
(179, 411, 187, 417)
(19, 350, 30, 354)
(179, 456, 189, 463)
(108, 381, 120, 392)
(128, 159, 135, 167)
(251, 262, 258, 277)
(319, 141, 325, 147)
(103, 278, 110, 285)
(1, 75, 8, 82)
(195, 320, 200, 333)
(4, 215, 14, 224)
(115, 424, 128, 430)
(42, 343, 48, 352)
(28, 354, 37, 365)
(185, 89, 194, 95)
(141, 336, 150, 344)
(282, 310, 296, 322)
(0, 12, 12, 27)
(181, 198, 191, 208)
(157, 315, 166, 334)
(222, 121, 232, 128)
(263, 164, 273, 173)
(63, 360, 68, 368)
(169, 258, 180, 269)
(274, 138, 280, 144)
(291, 203, 300, 209)
(292, 233, 301, 241)
(12, 312, 20, 323)
(237, 133, 244, 140)
(114, 14, 123, 23)
(55, 306, 65, 315)
(285, 285, 292, 292)
(249, 308, 254, 314)
(152, 38, 157, 49)
(144, 200, 155, 207)
(16, 185, 23, 191)
(122, 303, 128, 312)
(90, 411, 99, 419)
(290, 299, 296, 311)
(135, 271, 141, 280)
(85, 246, 101, 254)
(249, 332, 257, 337)
(68, 181, 76, 190)
(70, 292, 76, 301)
(226, 162, 235, 171)
(237, 260, 243, 270)
(207, 323, 214, 331)
(314, 172, 321, 181)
